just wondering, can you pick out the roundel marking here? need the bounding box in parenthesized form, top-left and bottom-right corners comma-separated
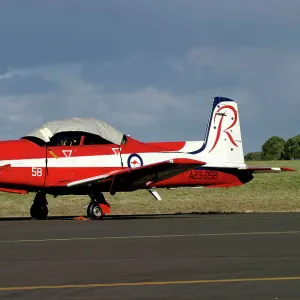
(127, 153, 143, 169)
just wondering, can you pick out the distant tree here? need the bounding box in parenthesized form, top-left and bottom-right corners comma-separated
(261, 136, 286, 160)
(283, 135, 300, 160)
(244, 151, 262, 161)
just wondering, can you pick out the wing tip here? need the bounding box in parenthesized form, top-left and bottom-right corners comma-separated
(279, 167, 297, 172)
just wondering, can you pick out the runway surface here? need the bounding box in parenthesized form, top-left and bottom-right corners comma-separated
(0, 212, 300, 299)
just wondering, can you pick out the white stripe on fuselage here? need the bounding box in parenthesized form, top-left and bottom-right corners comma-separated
(0, 152, 203, 168)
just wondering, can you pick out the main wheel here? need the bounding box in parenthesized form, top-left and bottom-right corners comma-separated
(30, 204, 48, 220)
(87, 202, 104, 220)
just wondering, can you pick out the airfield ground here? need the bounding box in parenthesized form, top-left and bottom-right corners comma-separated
(1, 213, 300, 299)
(0, 160, 299, 218)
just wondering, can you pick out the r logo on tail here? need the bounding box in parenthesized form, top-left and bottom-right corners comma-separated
(208, 105, 239, 153)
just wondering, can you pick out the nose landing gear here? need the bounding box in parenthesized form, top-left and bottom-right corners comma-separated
(30, 192, 48, 220)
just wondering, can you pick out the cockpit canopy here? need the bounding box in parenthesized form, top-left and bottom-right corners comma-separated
(22, 117, 126, 146)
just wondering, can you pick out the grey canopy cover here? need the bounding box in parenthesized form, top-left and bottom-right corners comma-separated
(23, 117, 124, 145)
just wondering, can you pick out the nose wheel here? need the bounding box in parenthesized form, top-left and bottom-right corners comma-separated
(30, 192, 48, 220)
(87, 191, 110, 220)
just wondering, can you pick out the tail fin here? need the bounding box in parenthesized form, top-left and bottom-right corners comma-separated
(190, 97, 246, 168)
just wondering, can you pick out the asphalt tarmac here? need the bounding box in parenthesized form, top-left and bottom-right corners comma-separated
(0, 212, 300, 299)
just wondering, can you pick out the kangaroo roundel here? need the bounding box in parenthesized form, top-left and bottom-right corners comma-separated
(127, 153, 143, 168)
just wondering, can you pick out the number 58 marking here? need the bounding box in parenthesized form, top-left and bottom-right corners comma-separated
(32, 167, 43, 177)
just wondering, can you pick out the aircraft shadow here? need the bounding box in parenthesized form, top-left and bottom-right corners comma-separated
(0, 211, 243, 222)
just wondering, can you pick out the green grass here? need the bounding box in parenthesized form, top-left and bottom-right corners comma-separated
(0, 160, 299, 218)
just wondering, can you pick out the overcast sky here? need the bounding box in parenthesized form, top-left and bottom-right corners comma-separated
(0, 0, 299, 154)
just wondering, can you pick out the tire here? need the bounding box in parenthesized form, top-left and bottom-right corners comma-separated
(30, 204, 48, 220)
(87, 202, 104, 220)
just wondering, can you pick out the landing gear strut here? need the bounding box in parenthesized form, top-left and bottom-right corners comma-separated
(87, 191, 110, 220)
(30, 192, 48, 220)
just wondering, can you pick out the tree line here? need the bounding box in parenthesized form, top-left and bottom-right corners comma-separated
(245, 135, 300, 161)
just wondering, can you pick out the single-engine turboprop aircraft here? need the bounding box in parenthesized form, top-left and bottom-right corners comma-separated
(0, 96, 294, 219)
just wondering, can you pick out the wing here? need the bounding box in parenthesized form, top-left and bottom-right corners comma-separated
(67, 158, 206, 192)
(238, 166, 296, 173)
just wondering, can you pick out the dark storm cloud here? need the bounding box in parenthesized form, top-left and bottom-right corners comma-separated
(0, 0, 300, 70)
(0, 0, 299, 153)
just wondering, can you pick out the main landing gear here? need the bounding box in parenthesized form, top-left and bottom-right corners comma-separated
(30, 192, 48, 220)
(86, 191, 111, 220)
(29, 191, 110, 220)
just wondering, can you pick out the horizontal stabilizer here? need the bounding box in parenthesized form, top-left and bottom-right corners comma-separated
(238, 166, 296, 173)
